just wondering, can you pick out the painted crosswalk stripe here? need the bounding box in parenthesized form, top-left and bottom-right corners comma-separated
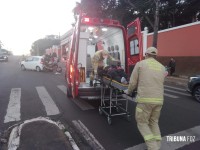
(125, 125, 200, 150)
(164, 89, 190, 96)
(36, 86, 60, 115)
(164, 85, 186, 92)
(72, 120, 105, 150)
(4, 88, 21, 123)
(164, 93, 179, 98)
(57, 85, 95, 110)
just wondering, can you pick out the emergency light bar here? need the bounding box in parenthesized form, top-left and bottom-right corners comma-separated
(82, 17, 120, 25)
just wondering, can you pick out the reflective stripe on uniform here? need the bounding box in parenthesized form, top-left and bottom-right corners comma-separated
(136, 107, 143, 112)
(137, 98, 163, 104)
(154, 135, 162, 140)
(144, 134, 154, 141)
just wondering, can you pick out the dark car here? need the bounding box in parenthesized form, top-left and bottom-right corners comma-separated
(0, 53, 8, 62)
(187, 75, 200, 102)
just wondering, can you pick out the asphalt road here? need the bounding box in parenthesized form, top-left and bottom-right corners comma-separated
(0, 56, 200, 150)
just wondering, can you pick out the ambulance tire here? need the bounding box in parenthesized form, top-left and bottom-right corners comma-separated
(67, 87, 72, 97)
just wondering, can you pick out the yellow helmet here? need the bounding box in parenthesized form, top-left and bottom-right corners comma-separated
(146, 47, 158, 55)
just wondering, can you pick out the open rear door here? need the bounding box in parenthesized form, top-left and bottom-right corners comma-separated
(126, 18, 143, 76)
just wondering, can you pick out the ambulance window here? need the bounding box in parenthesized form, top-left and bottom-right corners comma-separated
(130, 39, 139, 55)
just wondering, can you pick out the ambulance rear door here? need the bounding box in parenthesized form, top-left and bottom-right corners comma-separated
(126, 18, 143, 75)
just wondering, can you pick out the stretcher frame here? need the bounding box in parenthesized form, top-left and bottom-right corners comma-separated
(98, 76, 131, 125)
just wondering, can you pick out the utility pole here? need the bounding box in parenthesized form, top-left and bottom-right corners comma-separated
(152, 0, 160, 48)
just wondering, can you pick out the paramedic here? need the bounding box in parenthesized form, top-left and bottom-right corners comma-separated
(126, 47, 166, 150)
(91, 49, 117, 76)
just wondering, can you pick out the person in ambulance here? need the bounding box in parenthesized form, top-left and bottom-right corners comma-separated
(89, 49, 119, 86)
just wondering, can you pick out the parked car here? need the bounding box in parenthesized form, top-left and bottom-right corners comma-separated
(20, 56, 44, 72)
(0, 52, 8, 62)
(187, 75, 200, 102)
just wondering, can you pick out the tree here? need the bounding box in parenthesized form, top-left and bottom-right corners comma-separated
(30, 37, 60, 56)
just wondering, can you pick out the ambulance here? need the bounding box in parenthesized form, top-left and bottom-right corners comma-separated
(65, 13, 143, 99)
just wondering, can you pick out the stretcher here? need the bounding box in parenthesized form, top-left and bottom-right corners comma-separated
(98, 76, 131, 125)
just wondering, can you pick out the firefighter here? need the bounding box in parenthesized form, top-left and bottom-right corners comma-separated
(125, 47, 166, 150)
(90, 49, 117, 86)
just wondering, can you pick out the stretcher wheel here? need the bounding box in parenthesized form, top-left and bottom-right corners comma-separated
(99, 107, 103, 115)
(116, 107, 119, 112)
(126, 114, 131, 122)
(107, 117, 112, 125)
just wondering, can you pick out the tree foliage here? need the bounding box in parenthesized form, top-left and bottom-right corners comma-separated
(81, 0, 200, 32)
(30, 37, 60, 56)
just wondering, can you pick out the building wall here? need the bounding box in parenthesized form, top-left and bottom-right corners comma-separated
(145, 21, 200, 76)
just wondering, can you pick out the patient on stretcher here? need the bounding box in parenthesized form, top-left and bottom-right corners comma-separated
(98, 64, 129, 84)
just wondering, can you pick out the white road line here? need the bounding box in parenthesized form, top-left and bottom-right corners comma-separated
(164, 89, 191, 96)
(65, 131, 80, 150)
(72, 120, 105, 150)
(36, 86, 60, 115)
(164, 93, 179, 98)
(164, 85, 186, 91)
(57, 85, 67, 94)
(57, 85, 95, 111)
(4, 88, 21, 123)
(125, 125, 200, 150)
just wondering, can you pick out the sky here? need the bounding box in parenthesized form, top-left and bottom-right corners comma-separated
(0, 0, 79, 55)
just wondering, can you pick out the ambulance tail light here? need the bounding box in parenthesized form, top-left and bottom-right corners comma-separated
(70, 65, 73, 73)
(70, 65, 73, 78)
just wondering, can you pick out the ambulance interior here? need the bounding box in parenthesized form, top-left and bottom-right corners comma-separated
(78, 25, 126, 86)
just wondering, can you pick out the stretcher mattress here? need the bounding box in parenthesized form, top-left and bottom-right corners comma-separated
(102, 76, 128, 90)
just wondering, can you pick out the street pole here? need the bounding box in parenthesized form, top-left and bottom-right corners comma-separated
(152, 0, 160, 48)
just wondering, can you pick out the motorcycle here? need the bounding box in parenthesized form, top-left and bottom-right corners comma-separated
(43, 60, 62, 73)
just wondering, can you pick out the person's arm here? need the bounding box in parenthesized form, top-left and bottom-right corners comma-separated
(127, 62, 140, 95)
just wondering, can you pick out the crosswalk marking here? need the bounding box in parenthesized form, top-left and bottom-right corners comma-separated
(36, 86, 60, 115)
(164, 85, 186, 91)
(1, 84, 191, 124)
(57, 85, 95, 110)
(165, 89, 190, 96)
(125, 125, 200, 150)
(4, 88, 21, 123)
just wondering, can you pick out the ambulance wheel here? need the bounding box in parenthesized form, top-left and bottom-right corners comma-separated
(126, 114, 131, 122)
(67, 87, 72, 98)
(107, 117, 112, 125)
(99, 107, 103, 115)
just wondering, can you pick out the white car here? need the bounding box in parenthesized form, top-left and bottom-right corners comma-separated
(21, 56, 44, 72)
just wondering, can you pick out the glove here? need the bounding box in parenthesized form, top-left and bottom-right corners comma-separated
(123, 89, 129, 95)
